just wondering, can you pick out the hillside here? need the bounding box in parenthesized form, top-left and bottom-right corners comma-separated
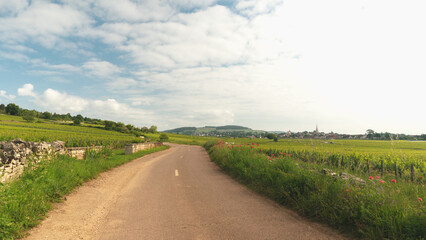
(0, 114, 143, 147)
(163, 125, 266, 137)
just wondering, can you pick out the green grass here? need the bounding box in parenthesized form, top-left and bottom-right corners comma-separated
(0, 114, 144, 147)
(0, 145, 169, 240)
(205, 141, 425, 239)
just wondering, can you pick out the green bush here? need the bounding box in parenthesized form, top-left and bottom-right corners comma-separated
(159, 133, 169, 142)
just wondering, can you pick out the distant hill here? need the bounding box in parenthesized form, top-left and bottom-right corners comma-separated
(216, 125, 250, 130)
(163, 127, 197, 135)
(163, 125, 266, 138)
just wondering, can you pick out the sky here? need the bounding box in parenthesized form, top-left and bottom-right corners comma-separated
(0, 0, 425, 134)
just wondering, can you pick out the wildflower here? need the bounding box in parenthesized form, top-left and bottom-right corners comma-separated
(346, 189, 350, 192)
(259, 149, 262, 152)
(419, 198, 423, 203)
(379, 180, 385, 184)
(289, 154, 292, 157)
(391, 179, 396, 183)
(368, 176, 373, 180)
(256, 143, 259, 146)
(357, 188, 361, 190)
(105, 153, 107, 156)
(375, 176, 380, 179)
(268, 157, 271, 160)
(420, 176, 423, 179)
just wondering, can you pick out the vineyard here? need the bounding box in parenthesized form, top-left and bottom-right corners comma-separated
(0, 114, 143, 147)
(205, 140, 425, 239)
(240, 139, 426, 182)
(159, 133, 426, 181)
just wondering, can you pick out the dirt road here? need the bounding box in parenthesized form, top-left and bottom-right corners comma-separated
(26, 144, 346, 240)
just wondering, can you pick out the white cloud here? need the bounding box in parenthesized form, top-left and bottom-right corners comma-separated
(16, 83, 155, 126)
(0, 50, 30, 62)
(92, 0, 174, 22)
(17, 83, 36, 97)
(95, 6, 251, 70)
(0, 90, 16, 100)
(40, 88, 89, 112)
(2, 44, 36, 53)
(106, 78, 138, 90)
(0, 1, 92, 48)
(170, 0, 217, 11)
(82, 59, 121, 78)
(0, 0, 29, 15)
(235, 0, 283, 17)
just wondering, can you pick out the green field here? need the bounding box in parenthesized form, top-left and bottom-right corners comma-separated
(0, 114, 143, 147)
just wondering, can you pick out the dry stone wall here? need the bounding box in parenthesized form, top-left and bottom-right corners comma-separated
(0, 139, 66, 183)
(66, 146, 103, 160)
(1, 139, 161, 183)
(125, 142, 163, 155)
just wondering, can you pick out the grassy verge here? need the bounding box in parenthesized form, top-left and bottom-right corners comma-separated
(205, 141, 425, 240)
(0, 145, 169, 240)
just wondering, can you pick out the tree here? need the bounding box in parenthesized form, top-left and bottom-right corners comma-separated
(42, 111, 52, 119)
(265, 133, 277, 140)
(0, 104, 5, 112)
(126, 124, 135, 132)
(159, 133, 169, 142)
(149, 125, 157, 133)
(22, 111, 35, 122)
(75, 114, 84, 122)
(73, 119, 81, 125)
(5, 103, 20, 115)
(104, 121, 115, 130)
(366, 129, 375, 139)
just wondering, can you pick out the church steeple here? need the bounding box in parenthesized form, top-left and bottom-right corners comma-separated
(315, 124, 319, 134)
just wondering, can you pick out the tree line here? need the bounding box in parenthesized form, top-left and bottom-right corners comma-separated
(366, 129, 426, 141)
(0, 103, 157, 136)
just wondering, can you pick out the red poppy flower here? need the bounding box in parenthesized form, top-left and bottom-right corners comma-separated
(375, 176, 380, 179)
(419, 198, 423, 203)
(391, 179, 396, 183)
(379, 180, 385, 184)
(368, 176, 373, 180)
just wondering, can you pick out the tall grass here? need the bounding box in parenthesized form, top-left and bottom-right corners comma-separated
(0, 145, 169, 239)
(205, 141, 425, 239)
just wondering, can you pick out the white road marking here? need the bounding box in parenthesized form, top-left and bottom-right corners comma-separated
(175, 169, 179, 177)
